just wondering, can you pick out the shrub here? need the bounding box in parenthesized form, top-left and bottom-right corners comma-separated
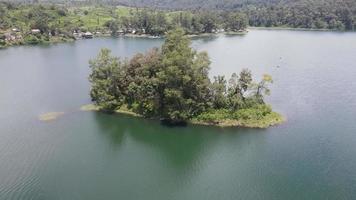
(233, 104, 272, 120)
(0, 34, 5, 47)
(57, 9, 67, 16)
(24, 34, 41, 45)
(195, 104, 273, 121)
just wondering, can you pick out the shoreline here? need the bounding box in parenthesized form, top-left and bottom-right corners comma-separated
(0, 31, 246, 49)
(80, 104, 284, 129)
(190, 112, 285, 128)
(2, 26, 352, 50)
(248, 26, 350, 32)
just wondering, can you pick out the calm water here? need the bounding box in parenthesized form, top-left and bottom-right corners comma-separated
(1, 30, 356, 200)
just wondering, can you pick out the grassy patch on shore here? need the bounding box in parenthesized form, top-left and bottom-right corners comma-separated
(81, 104, 284, 128)
(191, 105, 284, 128)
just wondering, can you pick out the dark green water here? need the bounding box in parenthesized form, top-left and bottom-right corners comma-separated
(1, 30, 356, 200)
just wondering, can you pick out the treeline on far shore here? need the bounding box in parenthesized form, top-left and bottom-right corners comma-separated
(2, 0, 356, 48)
(0, 3, 248, 48)
(3, 0, 356, 31)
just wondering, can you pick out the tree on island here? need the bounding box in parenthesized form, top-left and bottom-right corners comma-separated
(89, 28, 279, 126)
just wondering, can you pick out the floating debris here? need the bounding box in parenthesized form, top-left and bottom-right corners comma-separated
(38, 112, 64, 122)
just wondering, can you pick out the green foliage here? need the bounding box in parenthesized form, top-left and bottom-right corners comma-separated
(24, 34, 41, 45)
(233, 104, 272, 120)
(88, 28, 276, 125)
(115, 9, 170, 35)
(0, 33, 5, 46)
(224, 13, 248, 32)
(253, 74, 273, 104)
(124, 48, 163, 117)
(89, 48, 125, 112)
(193, 104, 282, 128)
(0, 1, 354, 33)
(195, 104, 272, 122)
(0, 3, 248, 43)
(198, 12, 219, 33)
(10, 1, 355, 50)
(244, 1, 356, 31)
(158, 29, 211, 121)
(106, 0, 356, 31)
(27, 6, 52, 33)
(0, 5, 7, 29)
(211, 75, 228, 109)
(104, 19, 119, 36)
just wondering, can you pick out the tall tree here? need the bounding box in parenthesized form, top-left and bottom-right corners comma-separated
(89, 48, 125, 111)
(225, 13, 248, 31)
(159, 28, 210, 121)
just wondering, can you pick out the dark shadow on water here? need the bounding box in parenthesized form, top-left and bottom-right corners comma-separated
(91, 112, 266, 173)
(92, 112, 213, 171)
(191, 35, 219, 43)
(224, 34, 247, 38)
(91, 112, 127, 148)
(160, 118, 188, 127)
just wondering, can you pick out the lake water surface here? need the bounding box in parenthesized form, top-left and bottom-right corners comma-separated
(1, 30, 356, 200)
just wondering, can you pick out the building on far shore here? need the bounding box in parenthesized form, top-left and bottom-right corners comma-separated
(31, 29, 41, 34)
(117, 29, 124, 35)
(4, 32, 22, 42)
(83, 32, 93, 39)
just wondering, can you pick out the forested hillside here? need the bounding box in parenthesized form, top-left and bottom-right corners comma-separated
(115, 0, 356, 30)
(2, 0, 356, 30)
(0, 3, 248, 48)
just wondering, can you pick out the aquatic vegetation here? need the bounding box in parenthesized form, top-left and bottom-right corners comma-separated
(81, 104, 141, 117)
(80, 104, 99, 112)
(38, 112, 65, 122)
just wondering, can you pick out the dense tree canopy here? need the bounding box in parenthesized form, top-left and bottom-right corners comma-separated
(0, 2, 248, 47)
(89, 28, 275, 124)
(2, 0, 354, 49)
(2, 0, 356, 31)
(244, 0, 356, 30)
(118, 0, 356, 31)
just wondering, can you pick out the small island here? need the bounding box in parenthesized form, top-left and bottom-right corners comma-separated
(88, 28, 284, 128)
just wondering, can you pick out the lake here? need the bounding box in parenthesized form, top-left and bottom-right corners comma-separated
(0, 30, 356, 200)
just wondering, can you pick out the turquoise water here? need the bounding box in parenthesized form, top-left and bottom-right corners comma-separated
(0, 30, 356, 199)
